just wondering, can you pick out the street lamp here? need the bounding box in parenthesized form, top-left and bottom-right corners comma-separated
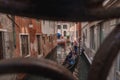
(29, 23, 33, 28)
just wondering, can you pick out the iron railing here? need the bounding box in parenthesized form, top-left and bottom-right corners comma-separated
(0, 0, 119, 80)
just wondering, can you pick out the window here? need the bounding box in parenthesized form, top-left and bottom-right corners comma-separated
(63, 25, 67, 29)
(114, 53, 120, 80)
(42, 37, 45, 44)
(76, 31, 78, 38)
(110, 19, 116, 26)
(36, 35, 41, 55)
(98, 23, 106, 46)
(49, 36, 51, 42)
(64, 31, 66, 36)
(57, 25, 61, 29)
(90, 26, 95, 50)
(85, 29, 87, 40)
(99, 23, 104, 44)
(83, 32, 85, 44)
(0, 32, 5, 59)
(20, 35, 29, 56)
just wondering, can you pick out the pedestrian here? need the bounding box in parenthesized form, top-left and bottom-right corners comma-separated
(73, 40, 78, 54)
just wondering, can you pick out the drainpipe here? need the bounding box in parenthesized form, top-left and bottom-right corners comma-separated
(79, 23, 81, 55)
(6, 15, 20, 29)
(6, 15, 16, 58)
(12, 16, 16, 48)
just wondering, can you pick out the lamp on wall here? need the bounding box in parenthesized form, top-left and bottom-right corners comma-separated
(29, 23, 33, 28)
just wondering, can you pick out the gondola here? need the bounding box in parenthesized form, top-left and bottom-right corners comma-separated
(62, 54, 78, 73)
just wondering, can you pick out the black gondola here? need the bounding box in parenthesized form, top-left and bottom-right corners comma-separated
(62, 53, 78, 73)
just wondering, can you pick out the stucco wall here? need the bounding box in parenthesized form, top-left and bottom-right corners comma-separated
(15, 17, 57, 58)
(0, 13, 14, 59)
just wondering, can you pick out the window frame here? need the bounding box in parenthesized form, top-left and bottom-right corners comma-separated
(57, 25, 61, 29)
(19, 33, 30, 57)
(63, 25, 67, 29)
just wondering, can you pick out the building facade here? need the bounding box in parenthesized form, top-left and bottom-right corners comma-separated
(0, 14, 14, 60)
(15, 18, 58, 58)
(0, 13, 16, 80)
(81, 0, 120, 80)
(56, 22, 78, 42)
(15, 17, 42, 58)
(40, 20, 57, 57)
(76, 22, 81, 41)
(57, 22, 70, 38)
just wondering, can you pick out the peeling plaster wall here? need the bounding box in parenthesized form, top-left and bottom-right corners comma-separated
(15, 17, 57, 58)
(0, 13, 14, 59)
(15, 17, 42, 57)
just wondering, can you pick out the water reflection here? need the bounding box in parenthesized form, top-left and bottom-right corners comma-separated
(56, 43, 71, 64)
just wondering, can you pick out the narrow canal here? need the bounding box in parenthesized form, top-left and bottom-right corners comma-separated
(22, 43, 73, 80)
(46, 43, 72, 65)
(56, 43, 71, 64)
(16, 43, 90, 80)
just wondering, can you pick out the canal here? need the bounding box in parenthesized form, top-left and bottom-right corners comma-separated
(0, 43, 90, 80)
(19, 43, 73, 80)
(24, 43, 91, 80)
(46, 43, 72, 65)
(47, 43, 91, 80)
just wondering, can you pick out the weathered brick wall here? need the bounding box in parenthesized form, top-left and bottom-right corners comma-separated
(76, 22, 81, 39)
(15, 17, 57, 58)
(15, 16, 42, 58)
(41, 34, 57, 57)
(0, 13, 14, 59)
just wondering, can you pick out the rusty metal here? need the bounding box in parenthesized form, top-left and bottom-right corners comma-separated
(0, 0, 120, 21)
(87, 24, 120, 80)
(0, 58, 76, 80)
(0, 0, 119, 80)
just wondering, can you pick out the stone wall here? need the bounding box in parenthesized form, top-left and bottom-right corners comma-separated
(0, 14, 14, 59)
(15, 16, 57, 58)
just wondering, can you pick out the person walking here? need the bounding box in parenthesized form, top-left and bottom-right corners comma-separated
(73, 40, 78, 54)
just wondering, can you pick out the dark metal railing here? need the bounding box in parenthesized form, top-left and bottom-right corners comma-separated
(0, 58, 76, 80)
(0, 0, 119, 80)
(0, 0, 119, 21)
(88, 24, 120, 80)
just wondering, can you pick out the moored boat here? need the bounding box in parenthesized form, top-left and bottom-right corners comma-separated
(62, 51, 78, 72)
(57, 38, 66, 46)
